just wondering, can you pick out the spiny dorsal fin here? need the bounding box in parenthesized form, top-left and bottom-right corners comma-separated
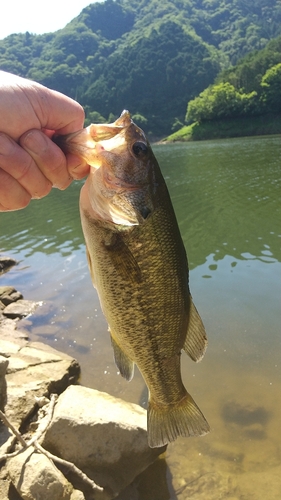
(110, 330, 134, 381)
(183, 298, 207, 362)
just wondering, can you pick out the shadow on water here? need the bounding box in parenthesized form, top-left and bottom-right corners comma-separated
(221, 401, 271, 440)
(116, 455, 174, 500)
(221, 401, 271, 427)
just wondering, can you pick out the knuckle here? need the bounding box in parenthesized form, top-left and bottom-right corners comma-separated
(0, 169, 31, 210)
(0, 133, 16, 157)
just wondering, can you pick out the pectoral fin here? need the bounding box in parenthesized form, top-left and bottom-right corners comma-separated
(103, 232, 142, 284)
(183, 298, 208, 362)
(110, 330, 134, 381)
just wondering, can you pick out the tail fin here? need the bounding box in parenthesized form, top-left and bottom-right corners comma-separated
(147, 393, 210, 448)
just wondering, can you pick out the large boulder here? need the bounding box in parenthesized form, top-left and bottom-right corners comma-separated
(43, 385, 166, 499)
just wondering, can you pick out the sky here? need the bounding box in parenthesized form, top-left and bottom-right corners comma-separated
(0, 0, 102, 40)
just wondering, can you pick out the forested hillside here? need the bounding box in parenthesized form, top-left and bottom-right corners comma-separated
(0, 0, 280, 135)
(186, 35, 281, 123)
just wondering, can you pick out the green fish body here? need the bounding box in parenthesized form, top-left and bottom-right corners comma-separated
(56, 111, 210, 447)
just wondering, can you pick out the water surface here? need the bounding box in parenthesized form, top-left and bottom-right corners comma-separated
(0, 135, 280, 499)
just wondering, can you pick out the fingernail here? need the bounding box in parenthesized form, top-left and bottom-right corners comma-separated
(23, 130, 48, 155)
(53, 175, 73, 190)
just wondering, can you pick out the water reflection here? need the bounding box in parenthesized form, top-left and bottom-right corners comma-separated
(0, 135, 281, 498)
(0, 180, 84, 256)
(154, 136, 281, 269)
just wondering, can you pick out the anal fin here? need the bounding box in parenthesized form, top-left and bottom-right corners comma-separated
(110, 330, 134, 381)
(183, 297, 208, 362)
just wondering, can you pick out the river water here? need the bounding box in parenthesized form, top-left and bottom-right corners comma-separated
(0, 135, 280, 499)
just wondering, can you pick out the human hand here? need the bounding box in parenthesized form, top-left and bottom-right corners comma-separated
(0, 71, 89, 211)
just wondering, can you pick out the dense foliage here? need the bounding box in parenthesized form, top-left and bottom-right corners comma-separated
(186, 36, 281, 123)
(0, 0, 280, 135)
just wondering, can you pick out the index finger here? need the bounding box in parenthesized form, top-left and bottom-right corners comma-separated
(29, 85, 85, 135)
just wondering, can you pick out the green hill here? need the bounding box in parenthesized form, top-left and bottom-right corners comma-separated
(165, 35, 281, 141)
(0, 0, 280, 136)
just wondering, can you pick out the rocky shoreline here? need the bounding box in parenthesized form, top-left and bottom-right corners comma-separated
(0, 258, 165, 500)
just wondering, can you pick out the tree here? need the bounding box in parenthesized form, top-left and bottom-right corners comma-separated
(186, 82, 258, 123)
(84, 109, 107, 127)
(260, 63, 281, 112)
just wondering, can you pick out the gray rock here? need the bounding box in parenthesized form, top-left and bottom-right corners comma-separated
(3, 300, 38, 320)
(7, 447, 73, 500)
(1, 291, 23, 306)
(0, 286, 17, 297)
(4, 341, 80, 427)
(0, 317, 19, 333)
(43, 385, 166, 498)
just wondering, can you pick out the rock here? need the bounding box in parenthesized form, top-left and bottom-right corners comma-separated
(70, 490, 86, 500)
(1, 291, 23, 306)
(0, 338, 22, 356)
(3, 341, 80, 427)
(3, 300, 38, 320)
(0, 317, 18, 332)
(0, 355, 8, 411)
(7, 447, 73, 500)
(43, 385, 166, 499)
(0, 257, 17, 275)
(174, 471, 234, 499)
(0, 286, 17, 300)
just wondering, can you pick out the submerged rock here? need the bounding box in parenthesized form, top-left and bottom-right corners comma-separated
(0, 258, 17, 275)
(43, 385, 166, 498)
(3, 300, 38, 320)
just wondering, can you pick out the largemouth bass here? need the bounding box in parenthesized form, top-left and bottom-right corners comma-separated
(55, 111, 210, 447)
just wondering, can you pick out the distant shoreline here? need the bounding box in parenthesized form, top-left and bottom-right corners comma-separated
(163, 113, 281, 142)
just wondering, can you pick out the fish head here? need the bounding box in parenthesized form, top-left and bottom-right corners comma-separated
(55, 111, 162, 226)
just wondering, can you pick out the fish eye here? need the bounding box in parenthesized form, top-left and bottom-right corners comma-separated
(132, 141, 148, 157)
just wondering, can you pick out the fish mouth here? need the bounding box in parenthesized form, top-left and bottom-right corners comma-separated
(53, 128, 119, 168)
(53, 110, 134, 168)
